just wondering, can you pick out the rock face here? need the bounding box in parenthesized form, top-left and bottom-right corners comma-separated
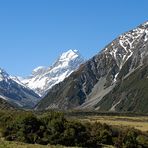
(20, 49, 85, 96)
(36, 21, 148, 113)
(0, 69, 40, 108)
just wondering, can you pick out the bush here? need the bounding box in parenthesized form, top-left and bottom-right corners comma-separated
(2, 113, 42, 143)
(137, 135, 148, 147)
(1, 111, 148, 147)
(85, 122, 113, 147)
(62, 121, 88, 146)
(123, 129, 138, 148)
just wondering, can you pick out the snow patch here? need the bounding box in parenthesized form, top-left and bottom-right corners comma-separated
(10, 76, 27, 87)
(113, 72, 119, 82)
(0, 95, 8, 101)
(59, 49, 79, 61)
(110, 99, 122, 111)
(144, 29, 148, 41)
(33, 66, 46, 73)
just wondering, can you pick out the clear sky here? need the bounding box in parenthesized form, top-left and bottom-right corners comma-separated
(0, 0, 147, 76)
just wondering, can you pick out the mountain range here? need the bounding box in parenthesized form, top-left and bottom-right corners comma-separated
(36, 21, 148, 113)
(0, 50, 84, 108)
(0, 21, 148, 113)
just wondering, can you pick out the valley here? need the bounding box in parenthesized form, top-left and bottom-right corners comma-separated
(0, 110, 148, 148)
(0, 13, 148, 148)
(36, 21, 148, 112)
(66, 112, 148, 132)
(1, 21, 148, 112)
(0, 109, 148, 148)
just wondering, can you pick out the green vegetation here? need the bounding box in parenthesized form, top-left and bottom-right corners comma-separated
(0, 110, 148, 147)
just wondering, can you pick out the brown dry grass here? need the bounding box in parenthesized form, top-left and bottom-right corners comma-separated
(78, 115, 148, 132)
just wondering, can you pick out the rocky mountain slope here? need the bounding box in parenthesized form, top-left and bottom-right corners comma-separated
(0, 97, 15, 110)
(36, 21, 148, 113)
(20, 49, 84, 96)
(0, 68, 40, 108)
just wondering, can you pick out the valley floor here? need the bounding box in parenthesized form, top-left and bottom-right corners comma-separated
(0, 138, 66, 148)
(0, 138, 114, 148)
(69, 114, 148, 132)
(1, 110, 148, 147)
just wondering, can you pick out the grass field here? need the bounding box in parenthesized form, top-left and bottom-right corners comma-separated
(73, 115, 148, 132)
(0, 138, 114, 148)
(0, 139, 64, 148)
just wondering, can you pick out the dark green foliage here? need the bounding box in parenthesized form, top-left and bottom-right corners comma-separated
(62, 121, 88, 146)
(114, 133, 124, 148)
(123, 129, 138, 148)
(86, 122, 113, 147)
(137, 134, 148, 147)
(114, 128, 148, 148)
(2, 113, 42, 143)
(0, 111, 148, 147)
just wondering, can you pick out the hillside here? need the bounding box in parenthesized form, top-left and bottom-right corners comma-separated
(0, 68, 40, 109)
(36, 21, 148, 113)
(0, 98, 15, 110)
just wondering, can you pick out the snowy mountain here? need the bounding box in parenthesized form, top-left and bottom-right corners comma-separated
(0, 68, 40, 108)
(36, 21, 148, 113)
(103, 21, 148, 71)
(20, 49, 85, 96)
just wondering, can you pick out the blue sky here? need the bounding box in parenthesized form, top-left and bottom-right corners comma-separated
(0, 0, 147, 76)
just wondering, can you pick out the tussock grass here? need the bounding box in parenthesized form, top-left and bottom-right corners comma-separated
(0, 138, 71, 148)
(77, 115, 148, 132)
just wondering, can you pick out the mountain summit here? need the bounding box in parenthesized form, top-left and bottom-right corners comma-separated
(36, 21, 148, 113)
(20, 49, 85, 96)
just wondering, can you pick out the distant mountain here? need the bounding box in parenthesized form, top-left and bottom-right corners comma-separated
(20, 49, 85, 96)
(36, 21, 148, 113)
(0, 68, 40, 108)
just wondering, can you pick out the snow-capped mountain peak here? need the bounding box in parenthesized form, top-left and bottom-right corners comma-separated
(104, 21, 148, 70)
(33, 66, 46, 73)
(20, 49, 85, 96)
(32, 66, 47, 76)
(59, 49, 79, 61)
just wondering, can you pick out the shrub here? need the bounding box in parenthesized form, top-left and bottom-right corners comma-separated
(1, 111, 147, 147)
(123, 129, 138, 148)
(2, 113, 42, 143)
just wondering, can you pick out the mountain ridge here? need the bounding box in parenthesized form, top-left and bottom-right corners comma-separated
(19, 49, 85, 96)
(36, 21, 148, 113)
(0, 68, 41, 108)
